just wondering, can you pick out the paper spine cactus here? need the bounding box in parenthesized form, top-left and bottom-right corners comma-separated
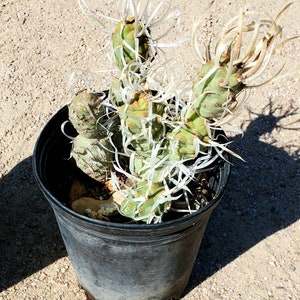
(68, 1, 290, 223)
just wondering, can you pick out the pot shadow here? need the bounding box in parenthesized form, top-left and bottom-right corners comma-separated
(0, 157, 66, 291)
(184, 101, 300, 296)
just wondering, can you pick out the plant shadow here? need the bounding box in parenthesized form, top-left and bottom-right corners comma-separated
(184, 101, 300, 296)
(0, 157, 67, 291)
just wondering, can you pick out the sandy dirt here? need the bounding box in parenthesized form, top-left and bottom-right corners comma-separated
(0, 0, 299, 299)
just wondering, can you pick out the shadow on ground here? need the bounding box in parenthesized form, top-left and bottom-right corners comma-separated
(0, 157, 66, 291)
(0, 102, 299, 296)
(184, 102, 300, 295)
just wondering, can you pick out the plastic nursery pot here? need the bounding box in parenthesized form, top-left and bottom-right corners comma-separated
(33, 106, 231, 300)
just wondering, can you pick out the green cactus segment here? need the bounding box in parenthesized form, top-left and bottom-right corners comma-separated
(132, 152, 167, 182)
(120, 181, 171, 223)
(119, 92, 165, 152)
(168, 110, 209, 161)
(68, 90, 106, 139)
(193, 61, 244, 119)
(112, 17, 150, 71)
(71, 135, 112, 182)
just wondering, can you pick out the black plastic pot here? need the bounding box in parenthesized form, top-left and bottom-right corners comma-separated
(33, 106, 231, 300)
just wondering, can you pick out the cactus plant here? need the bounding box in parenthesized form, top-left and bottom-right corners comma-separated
(67, 0, 292, 223)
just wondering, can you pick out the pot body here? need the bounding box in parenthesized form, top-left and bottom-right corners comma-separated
(33, 106, 231, 300)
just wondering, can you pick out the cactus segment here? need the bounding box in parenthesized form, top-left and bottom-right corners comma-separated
(132, 150, 167, 182)
(193, 62, 244, 119)
(168, 110, 209, 161)
(185, 109, 209, 138)
(119, 181, 171, 223)
(71, 135, 112, 182)
(68, 90, 106, 138)
(112, 17, 150, 71)
(119, 92, 165, 152)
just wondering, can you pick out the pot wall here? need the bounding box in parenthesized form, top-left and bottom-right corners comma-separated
(53, 204, 213, 300)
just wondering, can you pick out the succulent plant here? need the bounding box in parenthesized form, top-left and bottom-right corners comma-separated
(68, 0, 292, 223)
